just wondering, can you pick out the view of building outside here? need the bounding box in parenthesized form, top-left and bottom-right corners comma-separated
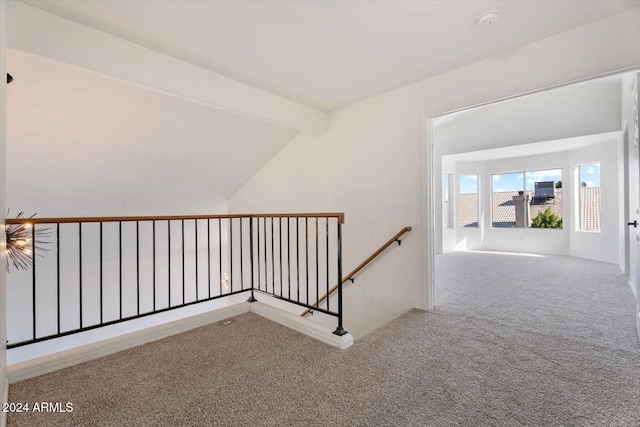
(450, 166, 598, 231)
(491, 172, 524, 228)
(579, 162, 601, 231)
(489, 169, 563, 228)
(459, 175, 478, 227)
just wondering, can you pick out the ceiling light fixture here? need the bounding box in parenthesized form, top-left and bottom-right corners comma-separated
(477, 10, 501, 26)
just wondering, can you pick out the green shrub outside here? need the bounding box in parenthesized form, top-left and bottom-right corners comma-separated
(531, 207, 563, 229)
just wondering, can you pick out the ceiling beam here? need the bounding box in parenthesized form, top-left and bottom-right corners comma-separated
(6, 2, 328, 135)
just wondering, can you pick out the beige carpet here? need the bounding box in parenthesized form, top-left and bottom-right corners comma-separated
(8, 252, 640, 426)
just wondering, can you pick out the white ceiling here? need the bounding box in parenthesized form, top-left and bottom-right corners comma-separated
(434, 73, 625, 159)
(20, 0, 640, 112)
(6, 50, 298, 215)
(6, 1, 639, 216)
(445, 132, 621, 163)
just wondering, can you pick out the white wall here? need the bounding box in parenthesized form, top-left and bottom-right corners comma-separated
(229, 8, 640, 337)
(569, 138, 624, 265)
(441, 156, 457, 253)
(623, 73, 639, 296)
(451, 161, 485, 251)
(229, 115, 423, 339)
(1, 0, 8, 422)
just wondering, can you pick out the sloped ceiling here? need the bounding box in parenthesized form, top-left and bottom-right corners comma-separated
(6, 1, 639, 216)
(434, 74, 625, 159)
(20, 0, 640, 112)
(7, 51, 298, 216)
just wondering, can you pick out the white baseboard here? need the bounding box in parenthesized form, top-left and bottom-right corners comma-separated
(250, 301, 353, 350)
(7, 300, 353, 384)
(7, 302, 251, 384)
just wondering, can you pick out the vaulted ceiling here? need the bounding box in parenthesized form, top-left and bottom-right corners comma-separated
(434, 74, 625, 159)
(20, 0, 640, 112)
(6, 1, 640, 215)
(7, 50, 298, 215)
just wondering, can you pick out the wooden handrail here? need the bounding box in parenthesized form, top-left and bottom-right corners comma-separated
(5, 212, 345, 225)
(301, 226, 412, 317)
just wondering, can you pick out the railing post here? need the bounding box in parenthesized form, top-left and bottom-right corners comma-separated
(333, 222, 347, 336)
(79, 223, 83, 327)
(31, 225, 37, 342)
(57, 223, 61, 334)
(247, 216, 257, 303)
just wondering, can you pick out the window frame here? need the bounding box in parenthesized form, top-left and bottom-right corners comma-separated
(577, 162, 601, 233)
(459, 174, 479, 228)
(443, 173, 453, 229)
(490, 168, 563, 229)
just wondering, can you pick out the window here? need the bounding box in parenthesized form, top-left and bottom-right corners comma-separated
(527, 169, 563, 229)
(492, 172, 524, 228)
(459, 175, 478, 227)
(492, 169, 563, 228)
(578, 162, 601, 231)
(444, 173, 452, 229)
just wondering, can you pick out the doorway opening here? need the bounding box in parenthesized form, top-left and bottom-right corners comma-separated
(425, 70, 639, 318)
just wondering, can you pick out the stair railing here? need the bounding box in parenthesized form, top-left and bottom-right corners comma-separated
(301, 226, 412, 317)
(5, 212, 347, 348)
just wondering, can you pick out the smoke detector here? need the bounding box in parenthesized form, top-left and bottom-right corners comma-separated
(477, 10, 501, 26)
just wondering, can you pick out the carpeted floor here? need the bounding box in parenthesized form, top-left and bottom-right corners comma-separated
(7, 252, 640, 426)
